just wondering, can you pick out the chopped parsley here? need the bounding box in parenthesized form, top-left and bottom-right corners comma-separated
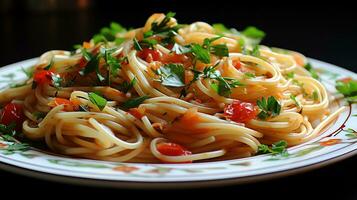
(242, 26, 266, 40)
(133, 38, 143, 51)
(190, 44, 211, 64)
(91, 22, 127, 44)
(0, 123, 30, 153)
(188, 37, 229, 64)
(286, 72, 295, 79)
(257, 96, 281, 120)
(88, 92, 107, 111)
(243, 45, 260, 57)
(43, 58, 54, 70)
(33, 112, 46, 120)
(212, 23, 231, 34)
(335, 78, 357, 103)
(304, 62, 319, 80)
(200, 62, 244, 97)
(244, 72, 256, 79)
(122, 95, 149, 109)
(144, 12, 179, 46)
(258, 140, 289, 156)
(290, 94, 301, 108)
(79, 49, 104, 82)
(156, 64, 185, 87)
(117, 78, 137, 93)
(312, 90, 319, 101)
(0, 123, 16, 137)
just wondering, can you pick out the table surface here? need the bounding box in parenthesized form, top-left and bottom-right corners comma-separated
(0, 2, 357, 197)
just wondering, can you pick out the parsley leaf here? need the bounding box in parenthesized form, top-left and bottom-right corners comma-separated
(79, 49, 97, 74)
(304, 62, 319, 79)
(156, 64, 185, 87)
(210, 44, 229, 58)
(257, 96, 281, 120)
(88, 92, 107, 111)
(117, 78, 137, 93)
(286, 72, 295, 79)
(4, 143, 30, 152)
(191, 44, 211, 64)
(102, 47, 121, 84)
(122, 95, 149, 109)
(133, 38, 143, 51)
(91, 22, 127, 44)
(201, 63, 244, 97)
(243, 45, 260, 57)
(151, 12, 176, 34)
(43, 58, 54, 70)
(190, 37, 229, 64)
(33, 112, 46, 120)
(290, 94, 300, 108)
(139, 38, 158, 49)
(258, 140, 288, 156)
(244, 72, 256, 79)
(242, 26, 266, 40)
(336, 79, 357, 103)
(312, 90, 319, 101)
(212, 23, 231, 34)
(0, 123, 16, 136)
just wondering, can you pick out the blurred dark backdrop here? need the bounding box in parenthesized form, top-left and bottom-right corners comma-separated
(1, 0, 357, 198)
(0, 0, 357, 71)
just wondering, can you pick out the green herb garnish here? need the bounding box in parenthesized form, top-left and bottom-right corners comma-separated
(312, 90, 319, 101)
(43, 58, 54, 70)
(156, 64, 185, 87)
(117, 78, 137, 93)
(336, 78, 357, 103)
(286, 72, 295, 79)
(33, 112, 46, 120)
(133, 38, 143, 51)
(88, 92, 107, 111)
(290, 94, 300, 108)
(91, 22, 127, 44)
(244, 72, 256, 79)
(122, 95, 149, 109)
(201, 63, 244, 97)
(258, 140, 289, 156)
(304, 62, 319, 80)
(257, 96, 281, 120)
(242, 26, 266, 40)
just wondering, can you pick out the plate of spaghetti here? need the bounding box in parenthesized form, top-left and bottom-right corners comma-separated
(0, 12, 356, 188)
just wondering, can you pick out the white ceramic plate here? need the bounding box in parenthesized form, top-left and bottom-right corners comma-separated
(0, 58, 356, 188)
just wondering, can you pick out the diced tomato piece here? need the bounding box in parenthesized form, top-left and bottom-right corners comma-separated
(49, 98, 79, 111)
(137, 48, 162, 62)
(82, 41, 91, 49)
(224, 100, 257, 123)
(128, 108, 143, 119)
(0, 103, 25, 131)
(33, 70, 54, 85)
(232, 59, 241, 69)
(157, 142, 192, 159)
(162, 53, 190, 65)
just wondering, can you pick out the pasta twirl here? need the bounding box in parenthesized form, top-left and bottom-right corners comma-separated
(0, 13, 344, 163)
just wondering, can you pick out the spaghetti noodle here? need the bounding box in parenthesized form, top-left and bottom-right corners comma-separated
(0, 13, 345, 163)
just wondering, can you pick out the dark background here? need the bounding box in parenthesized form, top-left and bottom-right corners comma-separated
(1, 0, 357, 198)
